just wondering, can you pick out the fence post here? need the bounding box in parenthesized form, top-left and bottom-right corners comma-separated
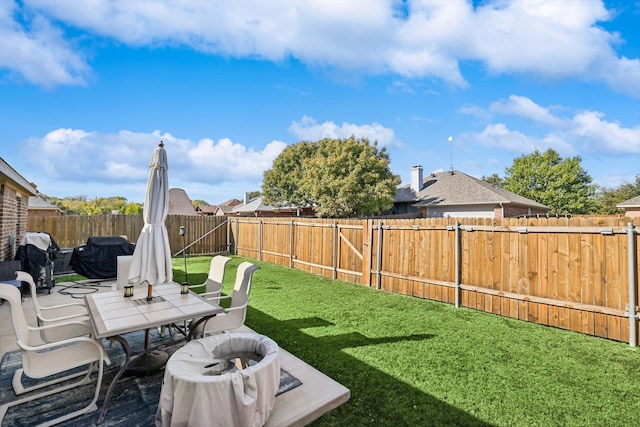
(627, 222, 638, 347)
(332, 220, 338, 280)
(454, 221, 461, 308)
(362, 219, 372, 287)
(289, 219, 294, 268)
(235, 219, 239, 255)
(376, 220, 383, 290)
(258, 220, 263, 261)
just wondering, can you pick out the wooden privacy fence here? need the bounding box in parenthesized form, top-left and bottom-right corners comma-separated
(28, 214, 640, 345)
(231, 216, 640, 345)
(27, 214, 230, 256)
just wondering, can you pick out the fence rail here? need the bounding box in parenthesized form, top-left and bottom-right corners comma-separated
(29, 214, 640, 344)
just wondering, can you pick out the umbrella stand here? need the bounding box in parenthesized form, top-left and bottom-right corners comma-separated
(125, 347, 169, 376)
(125, 326, 170, 376)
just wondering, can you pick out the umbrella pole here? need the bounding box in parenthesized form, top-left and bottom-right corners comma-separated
(145, 283, 153, 347)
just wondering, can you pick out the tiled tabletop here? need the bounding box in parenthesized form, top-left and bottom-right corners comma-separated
(84, 283, 223, 339)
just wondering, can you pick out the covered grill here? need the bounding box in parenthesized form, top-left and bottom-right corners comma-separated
(15, 232, 59, 293)
(69, 236, 135, 279)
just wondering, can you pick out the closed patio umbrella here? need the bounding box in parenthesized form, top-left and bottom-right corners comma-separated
(126, 141, 173, 371)
(128, 141, 173, 298)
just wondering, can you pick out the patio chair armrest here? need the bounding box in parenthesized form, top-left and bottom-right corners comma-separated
(39, 301, 87, 311)
(188, 283, 205, 290)
(17, 334, 102, 352)
(204, 295, 231, 302)
(38, 312, 89, 323)
(200, 290, 224, 298)
(27, 319, 90, 333)
(222, 300, 249, 313)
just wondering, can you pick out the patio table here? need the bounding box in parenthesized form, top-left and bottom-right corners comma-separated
(84, 283, 224, 424)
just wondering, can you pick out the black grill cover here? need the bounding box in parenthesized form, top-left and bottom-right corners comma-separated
(15, 232, 60, 286)
(70, 236, 135, 279)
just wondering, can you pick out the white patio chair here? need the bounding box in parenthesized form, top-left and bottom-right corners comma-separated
(163, 255, 232, 337)
(188, 255, 231, 298)
(0, 283, 110, 426)
(190, 261, 259, 338)
(17, 271, 91, 341)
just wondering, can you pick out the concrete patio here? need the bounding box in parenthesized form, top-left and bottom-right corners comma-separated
(0, 279, 350, 426)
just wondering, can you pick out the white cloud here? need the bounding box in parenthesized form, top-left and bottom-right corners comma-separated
(22, 127, 286, 195)
(187, 137, 286, 180)
(3, 0, 637, 96)
(490, 95, 567, 128)
(473, 123, 569, 154)
(0, 1, 90, 86)
(468, 1, 613, 73)
(472, 95, 640, 155)
(288, 115, 398, 147)
(571, 110, 640, 153)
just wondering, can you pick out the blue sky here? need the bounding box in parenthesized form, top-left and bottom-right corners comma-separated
(1, 0, 639, 205)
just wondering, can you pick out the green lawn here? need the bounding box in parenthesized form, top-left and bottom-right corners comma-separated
(174, 256, 639, 425)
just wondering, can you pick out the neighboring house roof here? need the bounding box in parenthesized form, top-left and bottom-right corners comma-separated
(232, 196, 298, 214)
(617, 195, 640, 208)
(216, 205, 238, 214)
(211, 198, 243, 215)
(0, 157, 38, 196)
(219, 198, 243, 207)
(196, 205, 218, 214)
(168, 188, 198, 216)
(404, 170, 549, 209)
(28, 196, 62, 212)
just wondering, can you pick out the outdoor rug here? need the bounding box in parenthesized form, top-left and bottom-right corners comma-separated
(0, 329, 302, 426)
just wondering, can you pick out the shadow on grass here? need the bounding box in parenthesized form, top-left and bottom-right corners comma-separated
(246, 308, 493, 427)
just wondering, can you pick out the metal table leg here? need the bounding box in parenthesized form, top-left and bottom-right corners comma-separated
(97, 335, 131, 425)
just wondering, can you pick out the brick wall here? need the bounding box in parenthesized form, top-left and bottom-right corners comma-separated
(28, 209, 61, 218)
(0, 184, 27, 261)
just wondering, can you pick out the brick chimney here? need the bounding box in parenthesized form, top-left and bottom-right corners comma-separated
(411, 165, 423, 193)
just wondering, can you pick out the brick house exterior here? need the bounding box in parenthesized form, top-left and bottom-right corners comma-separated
(0, 158, 38, 261)
(392, 166, 549, 219)
(617, 195, 640, 219)
(28, 195, 63, 218)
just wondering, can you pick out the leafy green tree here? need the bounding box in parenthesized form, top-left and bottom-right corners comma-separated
(262, 141, 317, 207)
(192, 199, 209, 209)
(482, 173, 503, 187)
(262, 136, 400, 218)
(48, 195, 141, 215)
(123, 202, 143, 215)
(594, 175, 640, 214)
(502, 149, 596, 214)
